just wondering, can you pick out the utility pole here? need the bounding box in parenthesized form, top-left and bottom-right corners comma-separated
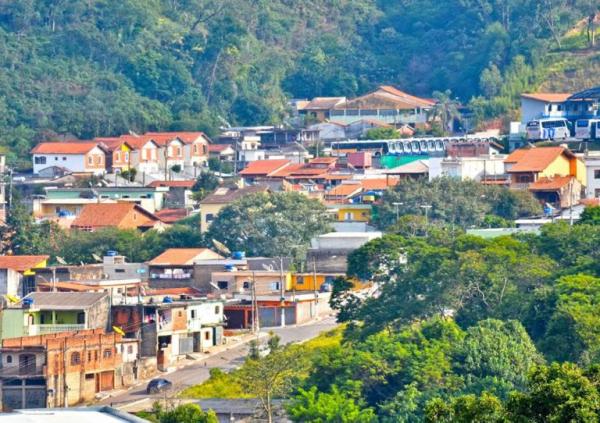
(569, 178, 574, 226)
(279, 256, 285, 328)
(312, 258, 318, 318)
(251, 271, 259, 335)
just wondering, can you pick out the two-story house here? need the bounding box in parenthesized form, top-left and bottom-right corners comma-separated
(145, 132, 211, 169)
(31, 142, 108, 176)
(71, 203, 166, 232)
(95, 138, 134, 173)
(0, 292, 110, 340)
(505, 146, 586, 208)
(0, 255, 49, 299)
(0, 330, 124, 409)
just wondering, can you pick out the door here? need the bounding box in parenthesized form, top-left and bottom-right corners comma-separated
(99, 371, 114, 391)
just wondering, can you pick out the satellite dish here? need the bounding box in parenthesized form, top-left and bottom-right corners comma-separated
(56, 256, 67, 265)
(92, 253, 102, 262)
(262, 263, 274, 272)
(210, 282, 221, 291)
(212, 239, 231, 256)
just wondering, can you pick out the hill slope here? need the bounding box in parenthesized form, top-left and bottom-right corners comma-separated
(0, 1, 594, 166)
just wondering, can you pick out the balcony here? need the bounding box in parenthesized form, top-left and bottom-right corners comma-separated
(27, 324, 86, 336)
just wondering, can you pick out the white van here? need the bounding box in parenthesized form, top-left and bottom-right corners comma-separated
(575, 118, 600, 140)
(526, 118, 570, 141)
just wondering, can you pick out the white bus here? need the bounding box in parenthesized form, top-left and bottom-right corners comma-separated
(526, 118, 571, 141)
(575, 118, 600, 140)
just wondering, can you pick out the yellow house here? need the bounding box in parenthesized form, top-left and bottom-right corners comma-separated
(96, 138, 133, 172)
(291, 273, 344, 292)
(505, 146, 586, 186)
(199, 185, 270, 233)
(333, 204, 372, 222)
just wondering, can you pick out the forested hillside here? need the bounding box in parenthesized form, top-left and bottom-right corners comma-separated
(0, 0, 597, 166)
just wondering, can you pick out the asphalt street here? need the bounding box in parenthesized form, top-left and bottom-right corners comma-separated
(103, 316, 338, 408)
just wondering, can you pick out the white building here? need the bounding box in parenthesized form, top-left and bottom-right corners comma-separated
(31, 142, 107, 176)
(584, 152, 600, 198)
(520, 93, 571, 124)
(440, 155, 507, 181)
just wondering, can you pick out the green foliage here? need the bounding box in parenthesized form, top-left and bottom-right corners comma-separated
(0, 1, 592, 166)
(119, 169, 137, 182)
(191, 171, 220, 202)
(287, 386, 377, 423)
(425, 393, 507, 423)
(150, 403, 218, 423)
(179, 368, 250, 399)
(578, 206, 600, 225)
(363, 127, 400, 140)
(375, 178, 541, 230)
(206, 191, 332, 258)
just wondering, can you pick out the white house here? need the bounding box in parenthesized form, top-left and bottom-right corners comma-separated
(520, 93, 571, 124)
(126, 136, 161, 176)
(584, 151, 600, 198)
(145, 132, 211, 169)
(440, 155, 507, 181)
(31, 142, 107, 175)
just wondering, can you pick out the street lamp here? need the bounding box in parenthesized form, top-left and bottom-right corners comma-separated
(392, 202, 404, 222)
(420, 204, 432, 236)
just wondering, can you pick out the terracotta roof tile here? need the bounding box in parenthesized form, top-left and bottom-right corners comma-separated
(239, 159, 291, 176)
(147, 180, 195, 188)
(507, 147, 574, 173)
(148, 248, 223, 265)
(144, 131, 210, 145)
(326, 183, 362, 198)
(521, 93, 571, 103)
(31, 142, 102, 155)
(529, 175, 575, 191)
(0, 255, 49, 272)
(208, 144, 233, 153)
(71, 203, 160, 229)
(302, 97, 346, 110)
(309, 157, 337, 165)
(360, 178, 400, 190)
(269, 163, 305, 178)
(154, 208, 189, 223)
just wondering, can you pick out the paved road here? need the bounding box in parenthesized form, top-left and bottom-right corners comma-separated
(103, 317, 338, 408)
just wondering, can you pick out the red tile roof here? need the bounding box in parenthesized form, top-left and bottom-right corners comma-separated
(145, 131, 210, 145)
(116, 135, 160, 150)
(309, 157, 337, 165)
(529, 175, 575, 191)
(361, 178, 400, 190)
(31, 142, 101, 155)
(144, 287, 204, 296)
(521, 93, 571, 103)
(378, 85, 436, 106)
(269, 163, 305, 178)
(326, 183, 362, 198)
(154, 208, 189, 223)
(506, 147, 574, 173)
(71, 203, 161, 230)
(208, 144, 233, 153)
(148, 248, 223, 265)
(94, 138, 132, 152)
(147, 180, 195, 188)
(0, 255, 49, 272)
(302, 97, 346, 110)
(239, 159, 291, 176)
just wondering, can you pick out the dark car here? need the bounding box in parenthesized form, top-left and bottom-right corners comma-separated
(146, 378, 173, 394)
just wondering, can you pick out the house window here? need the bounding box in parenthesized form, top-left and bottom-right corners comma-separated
(193, 144, 198, 154)
(95, 350, 98, 361)
(6, 355, 12, 364)
(178, 311, 182, 317)
(217, 281, 228, 289)
(297, 276, 304, 285)
(85, 373, 94, 380)
(127, 345, 133, 354)
(215, 306, 220, 314)
(594, 170, 600, 179)
(62, 156, 67, 161)
(205, 214, 214, 223)
(88, 351, 92, 362)
(124, 152, 129, 161)
(516, 174, 534, 184)
(115, 152, 120, 162)
(344, 212, 353, 221)
(557, 104, 563, 111)
(71, 352, 81, 365)
(96, 156, 102, 164)
(191, 310, 196, 319)
(205, 331, 210, 340)
(270, 282, 280, 291)
(55, 157, 58, 161)
(88, 156, 93, 165)
(243, 281, 250, 289)
(103, 349, 112, 359)
(34, 156, 46, 165)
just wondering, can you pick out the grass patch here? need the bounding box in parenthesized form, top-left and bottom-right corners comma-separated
(179, 327, 343, 399)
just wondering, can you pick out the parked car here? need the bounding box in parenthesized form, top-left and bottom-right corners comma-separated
(146, 378, 173, 394)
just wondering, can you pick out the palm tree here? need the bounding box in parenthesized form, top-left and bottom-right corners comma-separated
(427, 90, 462, 135)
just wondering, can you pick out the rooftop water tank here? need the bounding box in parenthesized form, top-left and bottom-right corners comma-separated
(232, 251, 246, 260)
(162, 296, 173, 303)
(106, 250, 118, 257)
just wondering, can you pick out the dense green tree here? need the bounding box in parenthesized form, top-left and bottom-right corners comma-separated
(425, 393, 507, 423)
(206, 192, 332, 258)
(363, 127, 400, 140)
(153, 403, 218, 423)
(287, 386, 377, 423)
(578, 206, 600, 226)
(191, 171, 220, 202)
